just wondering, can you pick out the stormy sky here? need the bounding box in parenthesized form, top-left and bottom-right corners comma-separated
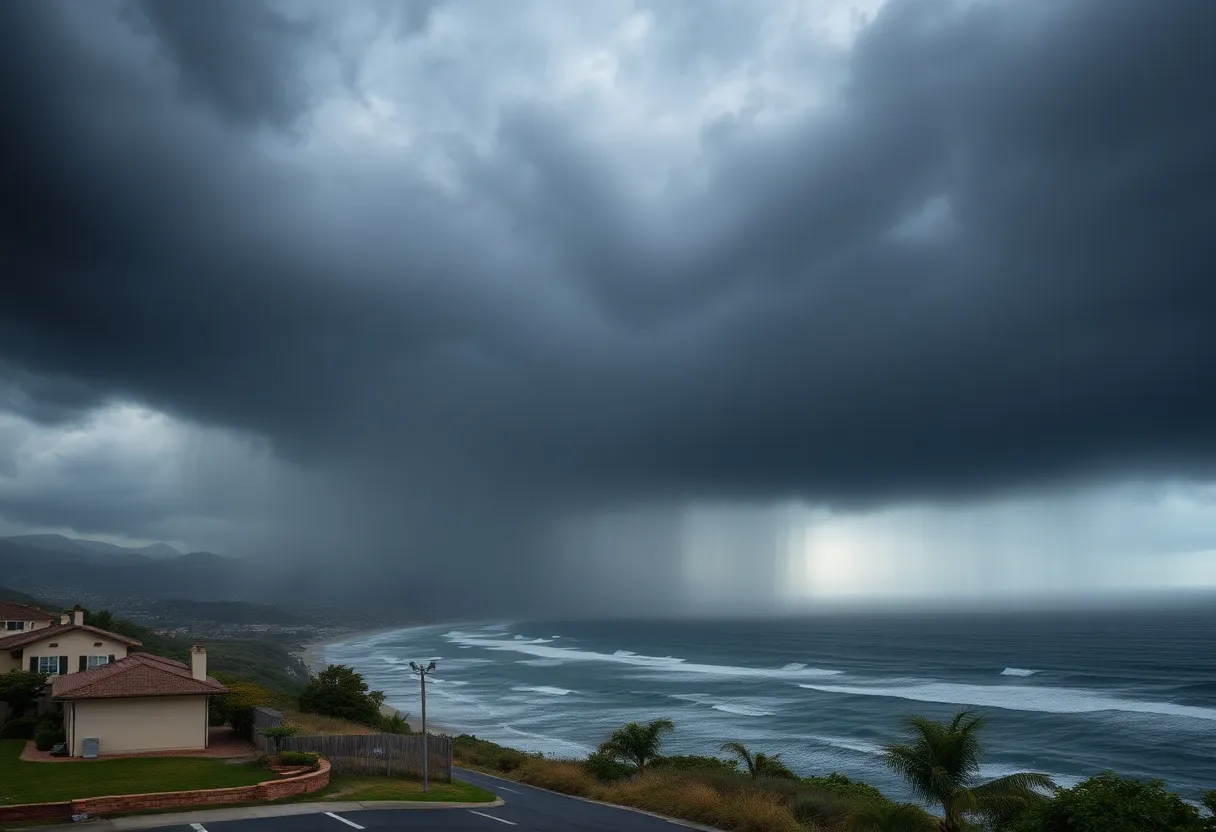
(1, 0, 1214, 616)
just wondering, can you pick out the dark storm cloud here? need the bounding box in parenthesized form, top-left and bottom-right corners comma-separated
(1, 0, 1214, 607)
(131, 0, 319, 130)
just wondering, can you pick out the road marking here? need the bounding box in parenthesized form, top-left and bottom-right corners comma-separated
(468, 809, 517, 825)
(497, 786, 522, 794)
(190, 825, 207, 832)
(324, 811, 365, 829)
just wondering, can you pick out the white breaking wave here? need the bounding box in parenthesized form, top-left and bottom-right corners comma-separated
(512, 685, 574, 697)
(799, 681, 1216, 721)
(807, 734, 883, 755)
(443, 631, 841, 680)
(1001, 668, 1038, 677)
(670, 693, 774, 717)
(783, 662, 808, 671)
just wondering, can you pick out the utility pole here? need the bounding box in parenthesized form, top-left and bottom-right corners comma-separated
(408, 661, 436, 792)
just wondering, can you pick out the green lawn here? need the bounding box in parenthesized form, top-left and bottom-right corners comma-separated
(0, 740, 269, 805)
(306, 775, 495, 803)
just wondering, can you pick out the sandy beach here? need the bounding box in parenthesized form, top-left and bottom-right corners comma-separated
(299, 627, 459, 736)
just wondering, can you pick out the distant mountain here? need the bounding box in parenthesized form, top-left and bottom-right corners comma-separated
(1, 533, 183, 560)
(0, 537, 249, 603)
(137, 543, 182, 558)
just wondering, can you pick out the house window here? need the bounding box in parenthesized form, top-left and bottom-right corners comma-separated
(38, 656, 60, 675)
(87, 655, 110, 669)
(4, 621, 22, 631)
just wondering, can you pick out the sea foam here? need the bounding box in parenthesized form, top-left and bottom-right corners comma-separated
(443, 631, 841, 680)
(798, 680, 1216, 721)
(670, 693, 774, 717)
(1001, 668, 1038, 677)
(512, 685, 574, 696)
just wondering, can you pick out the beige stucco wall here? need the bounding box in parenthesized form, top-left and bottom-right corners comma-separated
(0, 652, 19, 673)
(22, 631, 131, 675)
(67, 696, 209, 757)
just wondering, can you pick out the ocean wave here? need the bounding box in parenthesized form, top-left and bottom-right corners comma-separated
(798, 681, 1216, 721)
(670, 693, 774, 717)
(442, 631, 842, 680)
(806, 734, 883, 755)
(783, 662, 808, 671)
(1001, 668, 1038, 677)
(512, 685, 574, 696)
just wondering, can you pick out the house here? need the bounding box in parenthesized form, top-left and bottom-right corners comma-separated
(53, 645, 227, 757)
(0, 601, 56, 633)
(0, 608, 140, 677)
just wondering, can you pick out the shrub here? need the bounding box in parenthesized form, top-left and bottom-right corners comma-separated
(600, 771, 802, 832)
(585, 749, 636, 782)
(516, 759, 599, 797)
(379, 709, 411, 735)
(259, 723, 300, 754)
(211, 676, 276, 738)
(278, 751, 320, 768)
(298, 664, 385, 727)
(0, 716, 39, 739)
(652, 754, 740, 774)
(788, 787, 862, 828)
(804, 771, 889, 804)
(452, 734, 539, 773)
(34, 728, 63, 751)
(0, 669, 50, 718)
(1016, 771, 1203, 832)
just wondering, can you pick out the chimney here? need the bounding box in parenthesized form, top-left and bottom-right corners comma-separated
(73, 609, 84, 626)
(191, 645, 207, 681)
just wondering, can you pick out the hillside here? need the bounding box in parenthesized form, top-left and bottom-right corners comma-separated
(0, 590, 311, 694)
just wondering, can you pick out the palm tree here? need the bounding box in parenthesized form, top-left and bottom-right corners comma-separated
(883, 710, 1054, 832)
(719, 741, 795, 780)
(598, 719, 674, 773)
(847, 802, 936, 832)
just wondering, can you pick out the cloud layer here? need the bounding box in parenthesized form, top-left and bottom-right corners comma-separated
(1, 0, 1214, 612)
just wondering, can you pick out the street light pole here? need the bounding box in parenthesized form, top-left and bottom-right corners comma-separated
(408, 661, 436, 793)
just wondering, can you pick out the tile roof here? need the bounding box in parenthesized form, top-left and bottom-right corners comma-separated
(52, 652, 228, 700)
(0, 622, 143, 650)
(0, 601, 56, 622)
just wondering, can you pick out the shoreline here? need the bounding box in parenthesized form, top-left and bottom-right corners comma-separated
(299, 624, 462, 737)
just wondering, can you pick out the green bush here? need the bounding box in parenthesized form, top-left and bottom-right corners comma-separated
(452, 733, 541, 773)
(1, 716, 39, 739)
(1015, 772, 1203, 832)
(34, 728, 64, 751)
(652, 754, 739, 774)
(803, 771, 889, 804)
(379, 709, 411, 735)
(278, 751, 320, 767)
(584, 749, 635, 782)
(298, 665, 385, 727)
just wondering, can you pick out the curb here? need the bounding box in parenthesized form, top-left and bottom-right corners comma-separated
(455, 767, 727, 832)
(12, 798, 505, 831)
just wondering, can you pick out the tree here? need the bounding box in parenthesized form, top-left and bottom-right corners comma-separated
(298, 664, 385, 726)
(259, 723, 300, 755)
(597, 718, 675, 774)
(1015, 772, 1203, 832)
(82, 608, 115, 631)
(0, 669, 49, 718)
(883, 710, 1053, 832)
(719, 741, 796, 779)
(210, 674, 276, 737)
(848, 802, 937, 832)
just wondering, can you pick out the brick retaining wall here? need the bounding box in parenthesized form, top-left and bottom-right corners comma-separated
(0, 759, 330, 823)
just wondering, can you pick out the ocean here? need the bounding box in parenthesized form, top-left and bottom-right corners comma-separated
(319, 608, 1216, 802)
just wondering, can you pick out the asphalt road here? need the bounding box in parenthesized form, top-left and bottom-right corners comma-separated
(143, 767, 703, 832)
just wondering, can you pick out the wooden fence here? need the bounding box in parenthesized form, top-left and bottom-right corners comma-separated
(251, 706, 283, 754)
(281, 733, 452, 781)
